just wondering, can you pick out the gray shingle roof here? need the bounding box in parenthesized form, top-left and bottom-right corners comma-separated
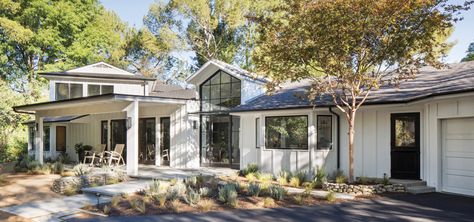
(150, 81, 197, 99)
(232, 61, 474, 112)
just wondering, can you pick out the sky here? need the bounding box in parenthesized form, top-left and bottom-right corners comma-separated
(101, 0, 474, 63)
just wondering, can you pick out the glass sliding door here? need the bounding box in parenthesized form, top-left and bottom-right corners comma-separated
(111, 119, 127, 162)
(201, 115, 240, 168)
(139, 118, 156, 165)
(160, 117, 170, 166)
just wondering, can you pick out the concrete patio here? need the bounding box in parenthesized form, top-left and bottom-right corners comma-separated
(130, 165, 238, 180)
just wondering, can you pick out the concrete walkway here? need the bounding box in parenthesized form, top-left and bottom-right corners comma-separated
(0, 193, 110, 222)
(132, 165, 237, 180)
(82, 180, 152, 196)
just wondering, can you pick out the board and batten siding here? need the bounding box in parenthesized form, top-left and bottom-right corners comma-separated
(170, 100, 200, 168)
(424, 94, 474, 191)
(237, 110, 338, 176)
(338, 105, 424, 179)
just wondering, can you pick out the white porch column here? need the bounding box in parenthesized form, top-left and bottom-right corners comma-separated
(126, 100, 139, 175)
(35, 115, 44, 164)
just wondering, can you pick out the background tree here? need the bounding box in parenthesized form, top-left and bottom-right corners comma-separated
(461, 42, 474, 62)
(253, 0, 472, 181)
(143, 0, 282, 71)
(0, 0, 133, 162)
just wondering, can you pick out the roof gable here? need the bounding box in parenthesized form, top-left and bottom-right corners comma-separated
(67, 62, 134, 75)
(186, 60, 268, 86)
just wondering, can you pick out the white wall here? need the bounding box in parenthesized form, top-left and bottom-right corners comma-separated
(170, 100, 200, 168)
(423, 94, 474, 191)
(49, 78, 148, 101)
(237, 109, 338, 176)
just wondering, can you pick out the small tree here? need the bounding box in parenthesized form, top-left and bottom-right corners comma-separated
(461, 42, 474, 62)
(253, 0, 472, 182)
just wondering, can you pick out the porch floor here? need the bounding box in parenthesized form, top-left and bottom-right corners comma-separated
(131, 165, 238, 180)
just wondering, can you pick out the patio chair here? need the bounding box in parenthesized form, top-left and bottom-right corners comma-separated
(146, 144, 155, 161)
(104, 144, 125, 166)
(83, 144, 106, 166)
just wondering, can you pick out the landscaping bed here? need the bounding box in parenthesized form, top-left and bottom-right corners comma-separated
(84, 176, 339, 216)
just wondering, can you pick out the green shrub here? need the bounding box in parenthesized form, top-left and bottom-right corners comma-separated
(166, 181, 186, 201)
(263, 197, 275, 208)
(245, 172, 257, 182)
(294, 170, 307, 183)
(185, 176, 197, 187)
(196, 174, 205, 187)
(111, 195, 122, 207)
(199, 187, 211, 197)
(184, 187, 201, 206)
(169, 178, 178, 186)
(326, 191, 336, 202)
(168, 199, 180, 213)
(289, 176, 301, 187)
(198, 199, 214, 212)
(269, 184, 286, 201)
(335, 170, 347, 184)
(218, 184, 238, 207)
(248, 182, 262, 197)
(277, 170, 290, 185)
(154, 194, 167, 207)
(73, 164, 91, 176)
(0, 174, 7, 186)
(148, 180, 161, 195)
(294, 194, 304, 205)
(314, 167, 327, 184)
(103, 205, 111, 215)
(358, 176, 369, 185)
(53, 162, 64, 174)
(240, 163, 259, 176)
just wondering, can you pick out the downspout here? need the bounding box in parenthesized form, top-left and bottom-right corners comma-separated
(328, 106, 340, 170)
(143, 80, 147, 96)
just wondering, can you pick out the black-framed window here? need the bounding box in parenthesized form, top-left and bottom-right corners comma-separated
(265, 115, 308, 149)
(88, 84, 101, 96)
(70, 84, 83, 99)
(200, 70, 241, 112)
(102, 85, 114, 94)
(44, 126, 50, 151)
(256, 118, 261, 148)
(55, 83, 83, 100)
(29, 126, 35, 150)
(317, 115, 332, 150)
(55, 83, 69, 100)
(391, 113, 420, 148)
(88, 84, 114, 96)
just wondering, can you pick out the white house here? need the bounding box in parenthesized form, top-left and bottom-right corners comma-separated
(14, 60, 474, 197)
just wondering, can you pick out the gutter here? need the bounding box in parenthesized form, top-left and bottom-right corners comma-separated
(328, 106, 341, 170)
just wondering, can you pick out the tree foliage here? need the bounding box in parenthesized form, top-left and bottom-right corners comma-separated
(253, 0, 472, 181)
(461, 42, 474, 62)
(143, 0, 282, 70)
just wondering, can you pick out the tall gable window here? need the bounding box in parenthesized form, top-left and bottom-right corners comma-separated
(200, 71, 241, 111)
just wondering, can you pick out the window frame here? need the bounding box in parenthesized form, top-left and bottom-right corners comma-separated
(316, 115, 333, 150)
(264, 115, 309, 150)
(256, 117, 261, 149)
(44, 126, 50, 151)
(199, 70, 241, 112)
(55, 82, 85, 100)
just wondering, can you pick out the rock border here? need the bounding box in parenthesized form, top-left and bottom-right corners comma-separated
(322, 182, 405, 195)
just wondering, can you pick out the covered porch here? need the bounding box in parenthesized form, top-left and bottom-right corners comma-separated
(14, 94, 199, 176)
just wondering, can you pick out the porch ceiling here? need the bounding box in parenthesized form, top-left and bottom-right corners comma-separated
(14, 94, 187, 117)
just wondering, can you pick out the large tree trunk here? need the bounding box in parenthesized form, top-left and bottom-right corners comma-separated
(348, 110, 356, 183)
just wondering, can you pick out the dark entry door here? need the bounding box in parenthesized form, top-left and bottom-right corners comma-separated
(139, 118, 156, 165)
(391, 113, 420, 179)
(56, 126, 66, 152)
(160, 117, 170, 166)
(111, 119, 127, 161)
